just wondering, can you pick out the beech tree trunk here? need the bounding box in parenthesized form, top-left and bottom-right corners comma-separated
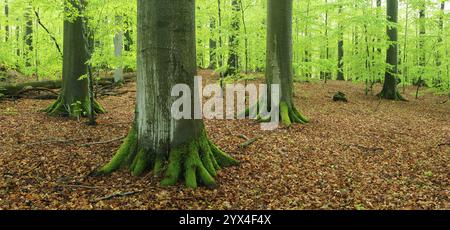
(208, 17, 217, 69)
(337, 6, 344, 81)
(226, 0, 240, 76)
(378, 0, 404, 100)
(4, 0, 9, 42)
(97, 0, 238, 189)
(266, 0, 308, 126)
(435, 1, 444, 85)
(45, 0, 104, 117)
(113, 16, 124, 83)
(24, 4, 33, 67)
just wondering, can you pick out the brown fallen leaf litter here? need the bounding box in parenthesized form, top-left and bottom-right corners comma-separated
(0, 71, 449, 210)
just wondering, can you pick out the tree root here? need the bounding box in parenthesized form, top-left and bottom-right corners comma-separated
(243, 101, 309, 127)
(95, 126, 239, 189)
(376, 90, 408, 102)
(45, 96, 106, 117)
(279, 101, 309, 126)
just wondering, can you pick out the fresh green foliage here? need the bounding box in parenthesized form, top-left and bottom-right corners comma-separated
(0, 0, 448, 93)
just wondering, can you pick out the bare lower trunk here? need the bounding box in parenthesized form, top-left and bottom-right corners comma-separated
(378, 0, 404, 100)
(265, 0, 308, 126)
(113, 16, 124, 83)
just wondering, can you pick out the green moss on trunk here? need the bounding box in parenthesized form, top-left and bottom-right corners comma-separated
(45, 96, 105, 117)
(243, 101, 309, 126)
(96, 126, 239, 189)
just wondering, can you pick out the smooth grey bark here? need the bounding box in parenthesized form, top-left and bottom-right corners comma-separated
(208, 17, 217, 69)
(379, 0, 404, 100)
(436, 1, 445, 85)
(226, 0, 240, 76)
(418, 5, 426, 67)
(266, 0, 308, 126)
(303, 0, 311, 79)
(402, 1, 409, 91)
(337, 5, 344, 81)
(113, 16, 124, 83)
(415, 2, 426, 98)
(239, 0, 249, 74)
(98, 0, 238, 188)
(217, 0, 223, 68)
(267, 0, 292, 104)
(321, 0, 331, 81)
(136, 0, 196, 152)
(24, 4, 33, 67)
(4, 0, 9, 42)
(15, 19, 19, 57)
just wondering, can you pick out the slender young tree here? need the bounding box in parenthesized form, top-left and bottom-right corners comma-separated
(4, 0, 9, 42)
(239, 0, 249, 74)
(113, 15, 124, 83)
(415, 1, 426, 98)
(208, 17, 217, 69)
(97, 0, 238, 188)
(266, 0, 309, 126)
(321, 0, 332, 81)
(378, 0, 405, 100)
(226, 0, 240, 76)
(435, 0, 445, 85)
(337, 5, 344, 81)
(303, 0, 312, 79)
(15, 18, 20, 57)
(45, 0, 104, 117)
(402, 0, 409, 92)
(124, 17, 133, 52)
(24, 3, 33, 67)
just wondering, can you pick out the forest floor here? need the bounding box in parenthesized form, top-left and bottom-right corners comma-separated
(0, 70, 449, 210)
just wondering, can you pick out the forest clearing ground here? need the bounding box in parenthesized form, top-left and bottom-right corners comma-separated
(0, 71, 449, 210)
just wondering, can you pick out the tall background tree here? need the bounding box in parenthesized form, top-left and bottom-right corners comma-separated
(337, 4, 344, 81)
(378, 0, 404, 100)
(266, 0, 309, 126)
(225, 0, 240, 76)
(45, 0, 104, 117)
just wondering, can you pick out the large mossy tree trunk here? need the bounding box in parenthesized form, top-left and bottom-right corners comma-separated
(45, 0, 104, 117)
(97, 0, 238, 189)
(265, 0, 308, 126)
(378, 0, 404, 100)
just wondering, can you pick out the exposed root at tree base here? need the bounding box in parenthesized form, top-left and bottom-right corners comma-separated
(95, 126, 239, 188)
(377, 90, 408, 102)
(45, 96, 106, 117)
(244, 101, 309, 126)
(278, 101, 309, 126)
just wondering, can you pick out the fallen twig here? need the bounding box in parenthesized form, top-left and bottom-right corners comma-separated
(57, 184, 105, 190)
(437, 142, 450, 147)
(80, 135, 126, 147)
(24, 138, 85, 147)
(237, 134, 249, 140)
(95, 190, 144, 202)
(239, 137, 260, 148)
